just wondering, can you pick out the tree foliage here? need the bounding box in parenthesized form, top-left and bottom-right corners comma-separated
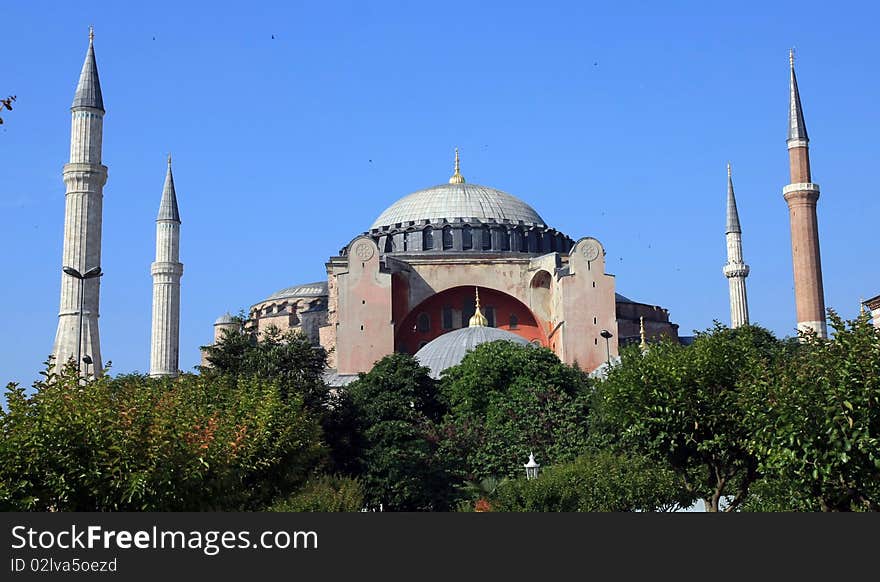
(439, 341, 593, 482)
(268, 474, 364, 512)
(488, 450, 691, 512)
(746, 311, 880, 511)
(343, 353, 450, 511)
(593, 324, 792, 511)
(0, 362, 324, 511)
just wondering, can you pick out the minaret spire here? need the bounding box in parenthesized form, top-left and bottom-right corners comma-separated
(783, 52, 827, 338)
(150, 155, 184, 377)
(449, 147, 465, 184)
(72, 26, 104, 112)
(723, 163, 750, 328)
(788, 49, 808, 144)
(52, 29, 108, 376)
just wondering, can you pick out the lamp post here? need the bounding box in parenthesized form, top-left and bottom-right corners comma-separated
(524, 452, 540, 480)
(600, 329, 613, 364)
(62, 265, 102, 375)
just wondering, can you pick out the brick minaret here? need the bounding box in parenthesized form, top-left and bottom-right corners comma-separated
(52, 27, 107, 375)
(723, 163, 749, 328)
(150, 155, 183, 377)
(783, 50, 827, 338)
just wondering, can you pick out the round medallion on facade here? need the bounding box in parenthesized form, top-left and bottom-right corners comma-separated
(582, 240, 600, 262)
(354, 241, 375, 261)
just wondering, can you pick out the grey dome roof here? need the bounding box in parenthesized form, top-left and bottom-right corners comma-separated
(370, 183, 546, 230)
(414, 326, 532, 379)
(214, 312, 235, 325)
(264, 281, 328, 302)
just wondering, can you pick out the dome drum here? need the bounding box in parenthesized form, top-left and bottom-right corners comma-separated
(352, 220, 574, 256)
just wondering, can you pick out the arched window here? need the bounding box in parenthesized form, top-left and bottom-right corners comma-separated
(509, 314, 519, 329)
(442, 306, 454, 330)
(442, 226, 453, 250)
(462, 225, 473, 250)
(423, 227, 434, 250)
(417, 312, 431, 332)
(482, 226, 492, 250)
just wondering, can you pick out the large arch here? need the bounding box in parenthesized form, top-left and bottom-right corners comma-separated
(395, 285, 547, 355)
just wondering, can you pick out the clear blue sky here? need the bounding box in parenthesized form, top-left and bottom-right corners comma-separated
(2, 0, 878, 388)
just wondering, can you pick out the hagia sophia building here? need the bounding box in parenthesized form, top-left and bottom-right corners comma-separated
(51, 29, 873, 385)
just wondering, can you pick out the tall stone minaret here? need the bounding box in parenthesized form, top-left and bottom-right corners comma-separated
(150, 155, 183, 378)
(723, 163, 750, 328)
(52, 27, 107, 375)
(783, 50, 827, 338)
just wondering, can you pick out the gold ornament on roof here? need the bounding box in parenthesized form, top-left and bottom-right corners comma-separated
(449, 147, 465, 184)
(469, 287, 488, 327)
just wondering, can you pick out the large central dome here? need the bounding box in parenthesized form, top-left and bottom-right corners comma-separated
(370, 182, 546, 230)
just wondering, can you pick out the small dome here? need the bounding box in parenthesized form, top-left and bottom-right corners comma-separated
(214, 312, 235, 325)
(414, 326, 531, 379)
(370, 182, 546, 231)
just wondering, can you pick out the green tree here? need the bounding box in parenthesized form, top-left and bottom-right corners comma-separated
(593, 324, 791, 512)
(746, 311, 880, 511)
(490, 450, 691, 512)
(344, 353, 450, 511)
(0, 361, 324, 511)
(201, 317, 328, 411)
(268, 474, 365, 512)
(439, 341, 592, 483)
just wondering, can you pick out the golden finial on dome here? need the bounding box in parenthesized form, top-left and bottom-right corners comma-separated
(639, 316, 648, 352)
(89, 25, 95, 42)
(469, 287, 488, 327)
(449, 147, 465, 184)
(727, 161, 731, 178)
(789, 47, 795, 67)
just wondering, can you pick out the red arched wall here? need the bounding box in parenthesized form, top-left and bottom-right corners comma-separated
(395, 286, 547, 354)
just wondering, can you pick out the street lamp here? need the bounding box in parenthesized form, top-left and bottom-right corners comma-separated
(62, 265, 102, 375)
(524, 452, 540, 480)
(600, 329, 613, 364)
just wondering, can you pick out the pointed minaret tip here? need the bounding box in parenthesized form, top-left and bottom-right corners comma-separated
(449, 147, 466, 184)
(726, 162, 741, 234)
(72, 25, 104, 111)
(158, 157, 181, 222)
(787, 47, 808, 143)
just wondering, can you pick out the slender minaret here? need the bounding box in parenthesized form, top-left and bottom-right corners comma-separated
(150, 155, 183, 377)
(52, 26, 107, 376)
(783, 50, 827, 338)
(723, 163, 750, 328)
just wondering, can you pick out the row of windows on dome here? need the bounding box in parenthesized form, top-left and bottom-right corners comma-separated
(374, 223, 573, 254)
(413, 307, 520, 333)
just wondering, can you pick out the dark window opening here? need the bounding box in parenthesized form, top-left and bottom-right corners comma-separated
(442, 226, 453, 250)
(442, 306, 453, 330)
(417, 312, 431, 332)
(423, 227, 434, 250)
(462, 225, 473, 250)
(482, 226, 492, 250)
(509, 314, 519, 329)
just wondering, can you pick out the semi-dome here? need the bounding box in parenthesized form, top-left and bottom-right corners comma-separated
(264, 281, 328, 302)
(414, 326, 532, 379)
(371, 182, 546, 231)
